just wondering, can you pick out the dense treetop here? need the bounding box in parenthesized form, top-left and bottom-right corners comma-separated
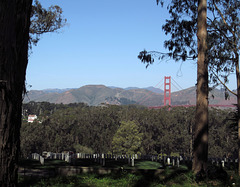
(21, 102, 237, 159)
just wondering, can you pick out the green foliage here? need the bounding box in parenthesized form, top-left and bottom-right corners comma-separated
(112, 121, 143, 155)
(208, 108, 237, 158)
(21, 102, 237, 158)
(73, 144, 94, 154)
(207, 0, 240, 91)
(29, 0, 67, 48)
(138, 0, 198, 66)
(140, 0, 240, 92)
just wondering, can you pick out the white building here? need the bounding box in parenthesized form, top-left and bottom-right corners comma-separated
(28, 115, 37, 123)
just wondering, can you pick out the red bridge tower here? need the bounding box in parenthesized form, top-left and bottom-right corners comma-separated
(164, 76, 171, 106)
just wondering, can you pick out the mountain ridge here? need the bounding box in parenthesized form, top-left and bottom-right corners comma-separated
(24, 85, 237, 107)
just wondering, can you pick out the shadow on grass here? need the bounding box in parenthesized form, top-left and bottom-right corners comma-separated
(19, 159, 70, 169)
(75, 159, 101, 167)
(19, 175, 88, 187)
(18, 176, 40, 187)
(18, 167, 190, 186)
(133, 167, 190, 187)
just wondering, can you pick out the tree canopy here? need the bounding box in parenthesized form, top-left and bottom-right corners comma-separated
(139, 0, 240, 91)
(21, 102, 237, 160)
(139, 0, 240, 175)
(29, 0, 67, 48)
(112, 121, 143, 155)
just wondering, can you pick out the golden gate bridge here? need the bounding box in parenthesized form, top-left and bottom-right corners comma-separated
(138, 76, 236, 109)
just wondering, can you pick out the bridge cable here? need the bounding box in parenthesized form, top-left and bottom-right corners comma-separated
(137, 78, 164, 105)
(171, 77, 184, 91)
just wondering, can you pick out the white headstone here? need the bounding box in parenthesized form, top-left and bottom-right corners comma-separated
(167, 157, 171, 165)
(222, 160, 225, 168)
(172, 158, 175, 166)
(65, 155, 69, 162)
(40, 156, 44, 165)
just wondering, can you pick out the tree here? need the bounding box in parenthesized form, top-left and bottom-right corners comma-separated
(139, 0, 208, 174)
(0, 1, 33, 186)
(112, 121, 143, 155)
(139, 0, 240, 174)
(193, 0, 208, 174)
(140, 1, 239, 98)
(207, 0, 240, 175)
(0, 0, 66, 185)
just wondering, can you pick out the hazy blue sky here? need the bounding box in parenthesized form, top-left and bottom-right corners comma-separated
(27, 0, 236, 91)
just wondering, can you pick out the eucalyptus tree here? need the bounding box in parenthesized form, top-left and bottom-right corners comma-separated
(194, 0, 208, 175)
(207, 0, 240, 174)
(140, 1, 239, 94)
(139, 0, 240, 175)
(0, 1, 33, 186)
(139, 0, 208, 174)
(0, 0, 66, 185)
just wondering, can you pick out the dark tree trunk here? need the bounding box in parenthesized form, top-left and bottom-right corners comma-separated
(0, 0, 32, 186)
(235, 53, 240, 176)
(192, 0, 208, 174)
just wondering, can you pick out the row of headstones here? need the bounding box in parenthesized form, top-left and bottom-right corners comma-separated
(31, 152, 178, 167)
(75, 153, 139, 160)
(75, 153, 182, 167)
(43, 152, 186, 162)
(51, 152, 73, 163)
(37, 153, 142, 166)
(31, 152, 74, 165)
(31, 152, 239, 168)
(31, 153, 45, 165)
(75, 153, 189, 162)
(47, 152, 65, 160)
(74, 154, 239, 168)
(210, 157, 238, 168)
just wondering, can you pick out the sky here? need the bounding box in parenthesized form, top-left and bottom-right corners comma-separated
(27, 0, 237, 92)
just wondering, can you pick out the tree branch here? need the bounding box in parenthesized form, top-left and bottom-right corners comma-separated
(212, 0, 235, 36)
(207, 17, 235, 47)
(148, 51, 196, 60)
(212, 71, 237, 96)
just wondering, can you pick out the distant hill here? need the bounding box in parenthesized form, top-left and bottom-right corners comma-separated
(24, 85, 237, 107)
(42, 88, 73, 93)
(144, 86, 164, 94)
(124, 86, 163, 94)
(109, 86, 164, 94)
(171, 86, 237, 106)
